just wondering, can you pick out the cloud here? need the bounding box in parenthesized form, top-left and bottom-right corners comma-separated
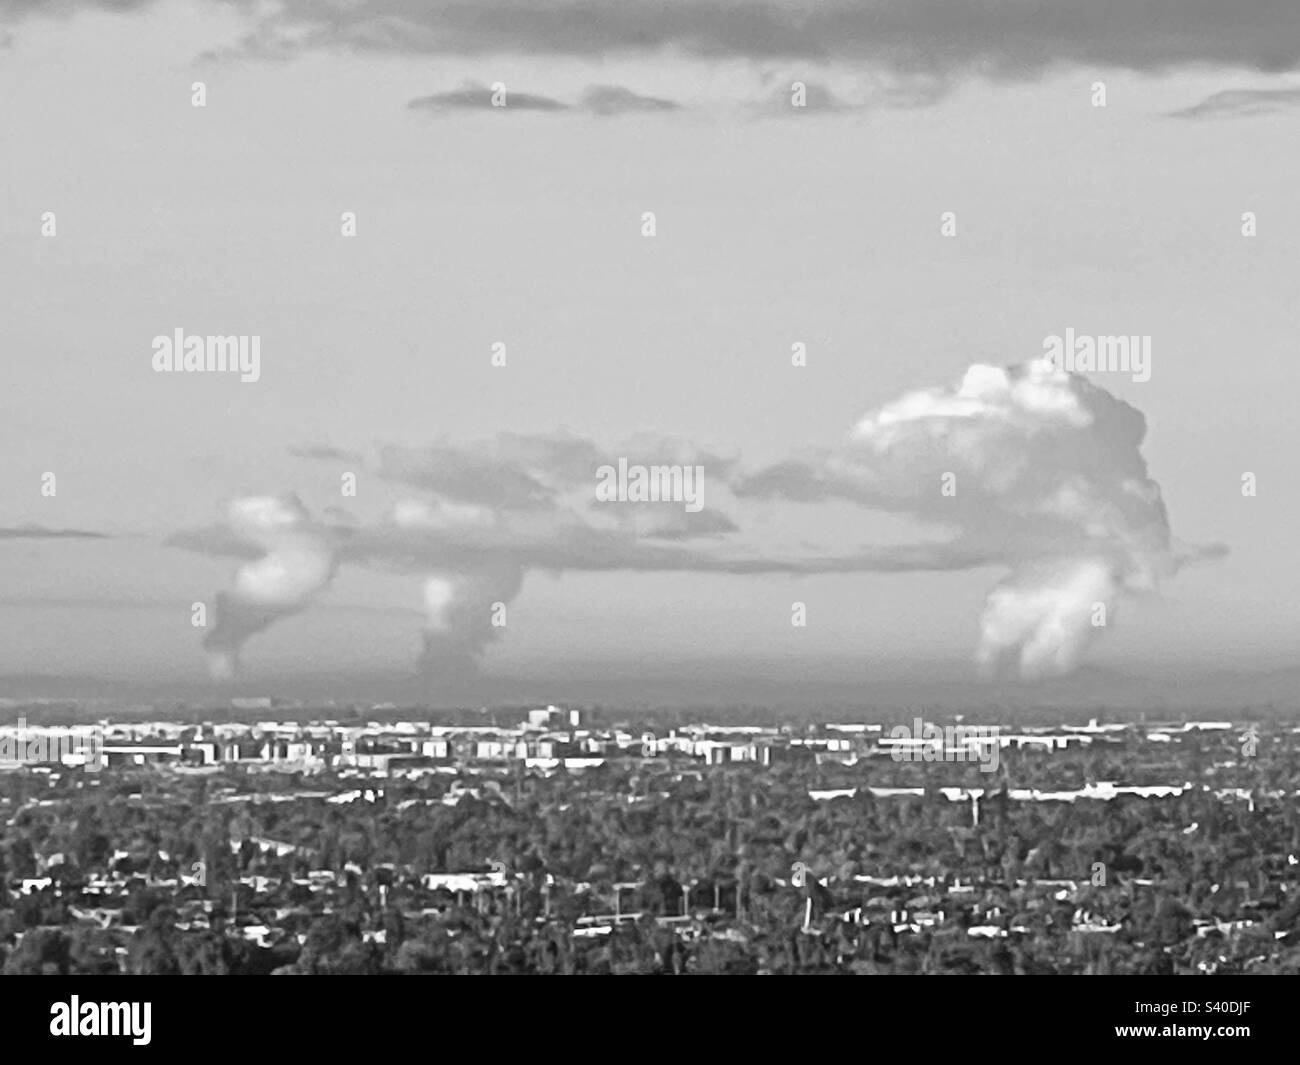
(736, 359, 1222, 679)
(377, 431, 738, 512)
(408, 82, 685, 117)
(751, 80, 858, 115)
(12, 2, 1298, 114)
(630, 507, 738, 541)
(1167, 86, 1300, 119)
(742, 70, 956, 115)
(177, 1, 1300, 77)
(174, 432, 758, 686)
(419, 564, 523, 683)
(173, 372, 1220, 684)
(378, 439, 586, 511)
(195, 28, 305, 64)
(582, 84, 682, 115)
(408, 81, 568, 112)
(0, 524, 108, 540)
(193, 496, 336, 679)
(289, 443, 365, 463)
(177, 486, 901, 687)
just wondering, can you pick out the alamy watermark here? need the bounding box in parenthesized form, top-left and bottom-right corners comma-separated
(151, 329, 260, 383)
(1042, 328, 1150, 383)
(50, 997, 151, 1045)
(0, 718, 103, 771)
(885, 718, 1001, 773)
(595, 458, 704, 513)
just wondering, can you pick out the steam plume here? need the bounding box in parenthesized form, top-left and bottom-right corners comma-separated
(419, 564, 525, 684)
(200, 495, 335, 678)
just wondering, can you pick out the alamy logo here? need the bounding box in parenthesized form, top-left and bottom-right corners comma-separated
(1042, 328, 1151, 382)
(151, 328, 261, 383)
(595, 458, 704, 513)
(886, 718, 1001, 773)
(0, 718, 103, 771)
(49, 997, 151, 1045)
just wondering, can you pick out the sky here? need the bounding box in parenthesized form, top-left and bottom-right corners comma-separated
(0, 1, 1297, 707)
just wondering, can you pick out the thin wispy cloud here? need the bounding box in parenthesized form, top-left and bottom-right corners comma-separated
(376, 432, 738, 511)
(1167, 86, 1300, 119)
(408, 82, 569, 113)
(582, 85, 682, 115)
(749, 81, 858, 116)
(289, 444, 365, 463)
(408, 82, 684, 116)
(0, 524, 109, 540)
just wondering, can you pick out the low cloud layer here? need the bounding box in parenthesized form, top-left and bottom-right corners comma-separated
(287, 444, 365, 463)
(173, 432, 781, 684)
(171, 361, 1221, 686)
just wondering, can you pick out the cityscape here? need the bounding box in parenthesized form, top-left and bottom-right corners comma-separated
(2, 701, 1298, 974)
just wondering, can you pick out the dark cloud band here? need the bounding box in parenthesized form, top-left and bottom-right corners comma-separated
(7, 2, 1298, 77)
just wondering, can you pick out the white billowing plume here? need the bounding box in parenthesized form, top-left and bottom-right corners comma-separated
(419, 565, 524, 682)
(737, 358, 1208, 678)
(202, 495, 336, 678)
(856, 359, 1168, 677)
(976, 557, 1118, 680)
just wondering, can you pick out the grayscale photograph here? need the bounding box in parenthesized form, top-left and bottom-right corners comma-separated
(0, 0, 1296, 1027)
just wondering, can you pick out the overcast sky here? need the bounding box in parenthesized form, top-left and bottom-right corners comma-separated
(1, 1, 1297, 706)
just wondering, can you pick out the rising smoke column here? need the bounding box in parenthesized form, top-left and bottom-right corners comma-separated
(201, 495, 336, 679)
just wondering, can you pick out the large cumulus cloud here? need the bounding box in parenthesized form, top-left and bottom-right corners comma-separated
(736, 358, 1220, 678)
